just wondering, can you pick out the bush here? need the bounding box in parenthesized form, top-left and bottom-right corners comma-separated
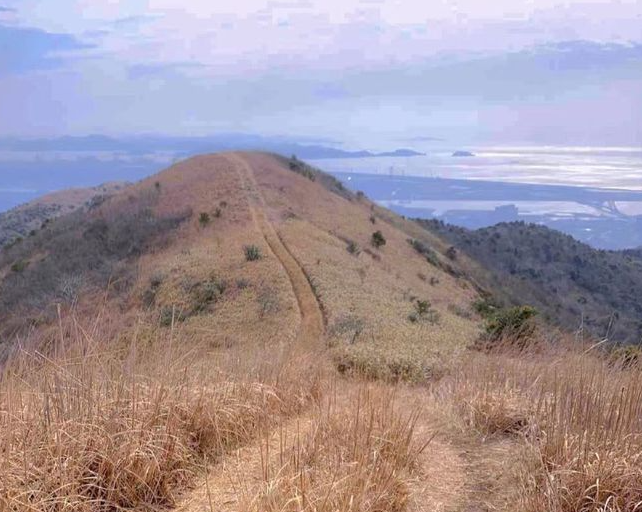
(408, 238, 439, 266)
(198, 212, 210, 227)
(159, 306, 186, 327)
(190, 278, 227, 314)
(484, 306, 538, 344)
(235, 278, 250, 290)
(446, 246, 458, 260)
(346, 240, 361, 256)
(371, 231, 386, 249)
(472, 298, 499, 318)
(10, 259, 29, 273)
(244, 245, 262, 261)
(369, 215, 376, 224)
(288, 155, 316, 181)
(410, 299, 440, 325)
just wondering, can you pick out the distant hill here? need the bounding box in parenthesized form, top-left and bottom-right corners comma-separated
(0, 135, 423, 160)
(419, 219, 642, 344)
(0, 183, 126, 248)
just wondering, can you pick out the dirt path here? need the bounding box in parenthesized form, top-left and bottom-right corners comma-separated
(172, 155, 326, 511)
(173, 154, 516, 512)
(226, 153, 324, 347)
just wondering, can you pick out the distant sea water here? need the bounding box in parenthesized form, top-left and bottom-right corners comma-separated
(0, 145, 640, 216)
(310, 146, 642, 191)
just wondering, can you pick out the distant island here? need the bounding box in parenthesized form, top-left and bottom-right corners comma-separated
(452, 150, 475, 157)
(373, 149, 425, 158)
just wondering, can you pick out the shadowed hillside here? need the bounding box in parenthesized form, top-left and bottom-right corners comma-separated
(419, 219, 642, 345)
(0, 182, 127, 248)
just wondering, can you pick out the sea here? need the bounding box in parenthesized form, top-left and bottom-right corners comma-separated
(1, 145, 641, 216)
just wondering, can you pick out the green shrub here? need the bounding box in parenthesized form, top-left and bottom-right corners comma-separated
(190, 278, 227, 313)
(288, 155, 316, 181)
(408, 299, 440, 325)
(371, 230, 386, 249)
(257, 286, 279, 318)
(346, 240, 361, 256)
(473, 298, 499, 319)
(10, 260, 29, 273)
(244, 245, 262, 261)
(484, 306, 538, 343)
(198, 212, 211, 227)
(408, 238, 439, 266)
(159, 306, 186, 327)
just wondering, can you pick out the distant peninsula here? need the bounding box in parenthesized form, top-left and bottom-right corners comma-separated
(452, 150, 475, 157)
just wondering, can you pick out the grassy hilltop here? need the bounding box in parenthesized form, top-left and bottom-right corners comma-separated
(0, 152, 640, 511)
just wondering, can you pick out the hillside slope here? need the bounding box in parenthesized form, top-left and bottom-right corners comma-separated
(0, 182, 126, 248)
(419, 219, 642, 344)
(0, 152, 480, 372)
(1, 152, 641, 512)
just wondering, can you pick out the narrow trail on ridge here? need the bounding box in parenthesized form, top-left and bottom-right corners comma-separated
(174, 154, 515, 512)
(227, 152, 324, 347)
(174, 153, 325, 512)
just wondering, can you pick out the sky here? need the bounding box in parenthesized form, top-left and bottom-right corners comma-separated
(1, 1, 641, 148)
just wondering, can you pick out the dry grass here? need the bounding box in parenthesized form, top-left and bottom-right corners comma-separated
(240, 383, 426, 512)
(0, 314, 317, 511)
(2, 153, 642, 512)
(434, 342, 642, 511)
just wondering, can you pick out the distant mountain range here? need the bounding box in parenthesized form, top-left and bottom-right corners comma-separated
(0, 135, 424, 160)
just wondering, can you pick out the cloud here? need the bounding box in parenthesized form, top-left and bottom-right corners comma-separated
(0, 24, 92, 74)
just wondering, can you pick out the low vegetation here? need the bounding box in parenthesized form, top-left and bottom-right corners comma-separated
(0, 193, 191, 336)
(420, 219, 642, 344)
(244, 244, 262, 261)
(241, 386, 424, 512)
(0, 316, 317, 511)
(371, 230, 386, 248)
(439, 340, 642, 511)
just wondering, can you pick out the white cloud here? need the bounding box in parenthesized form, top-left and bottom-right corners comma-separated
(6, 0, 642, 77)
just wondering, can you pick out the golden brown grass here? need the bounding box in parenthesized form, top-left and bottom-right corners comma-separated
(2, 153, 642, 512)
(0, 314, 317, 511)
(239, 383, 426, 512)
(434, 342, 642, 511)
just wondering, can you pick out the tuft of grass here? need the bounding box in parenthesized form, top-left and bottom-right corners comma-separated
(244, 244, 262, 262)
(198, 211, 211, 227)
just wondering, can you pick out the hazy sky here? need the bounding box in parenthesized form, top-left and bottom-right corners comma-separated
(1, 1, 641, 147)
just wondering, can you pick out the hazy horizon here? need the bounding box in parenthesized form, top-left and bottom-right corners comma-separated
(1, 1, 641, 147)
